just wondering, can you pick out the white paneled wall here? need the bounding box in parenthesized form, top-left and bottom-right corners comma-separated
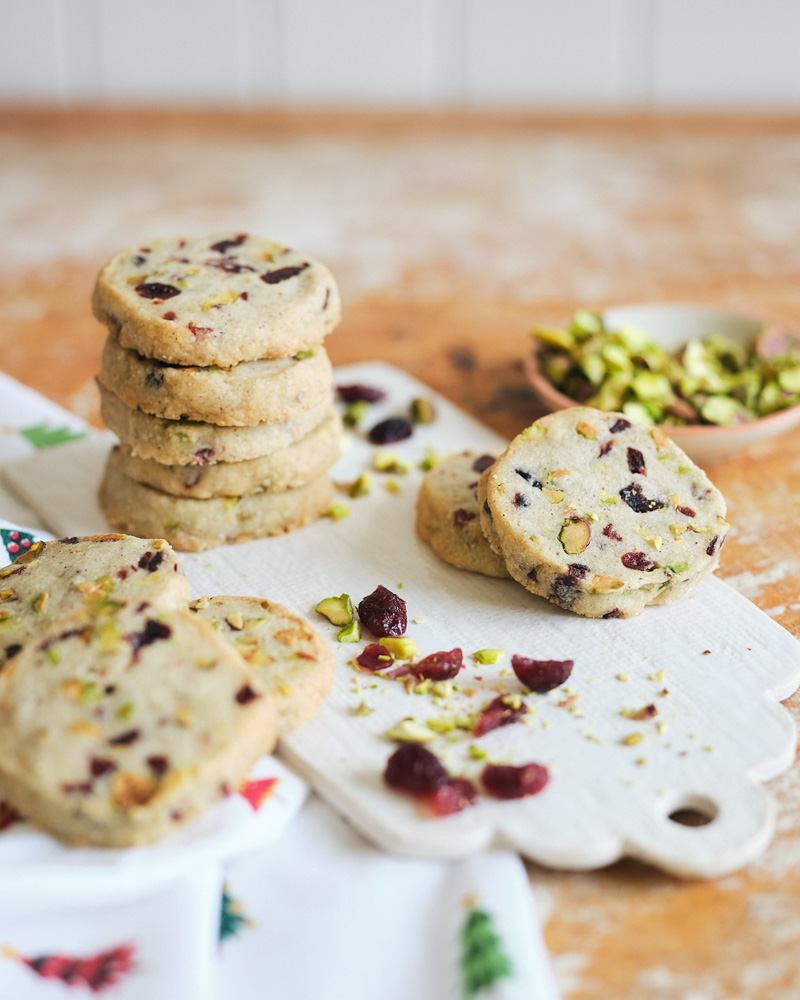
(3, 0, 800, 108)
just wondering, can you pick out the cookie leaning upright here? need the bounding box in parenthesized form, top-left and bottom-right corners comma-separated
(92, 233, 341, 367)
(478, 408, 730, 618)
(416, 451, 510, 579)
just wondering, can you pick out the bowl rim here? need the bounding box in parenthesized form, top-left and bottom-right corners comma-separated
(524, 304, 800, 439)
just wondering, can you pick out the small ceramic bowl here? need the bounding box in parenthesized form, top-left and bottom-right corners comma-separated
(524, 303, 800, 466)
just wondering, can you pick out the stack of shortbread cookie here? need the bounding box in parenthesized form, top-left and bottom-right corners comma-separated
(416, 407, 730, 618)
(0, 533, 334, 846)
(93, 232, 342, 550)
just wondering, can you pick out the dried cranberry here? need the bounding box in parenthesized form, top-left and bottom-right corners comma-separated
(610, 418, 631, 433)
(603, 523, 623, 541)
(515, 469, 542, 488)
(187, 322, 212, 336)
(568, 564, 589, 579)
(210, 234, 246, 253)
(619, 484, 665, 513)
(5, 643, 22, 660)
(138, 550, 164, 572)
(527, 566, 539, 582)
(482, 762, 549, 800)
(135, 282, 180, 301)
(453, 509, 476, 527)
(513, 493, 529, 507)
(627, 447, 647, 476)
(677, 506, 696, 518)
(621, 551, 656, 571)
(511, 656, 573, 693)
(147, 755, 170, 776)
(602, 608, 622, 619)
(356, 643, 394, 671)
(235, 684, 259, 705)
(384, 744, 449, 794)
(707, 535, 719, 556)
(108, 729, 140, 746)
(426, 777, 477, 816)
(410, 648, 463, 681)
(62, 782, 92, 795)
(357, 585, 407, 637)
(129, 620, 171, 651)
(368, 417, 413, 445)
(336, 383, 386, 404)
(89, 757, 117, 777)
(192, 448, 215, 465)
(598, 441, 614, 457)
(473, 695, 528, 738)
(162, 311, 177, 321)
(472, 455, 495, 473)
(261, 262, 309, 284)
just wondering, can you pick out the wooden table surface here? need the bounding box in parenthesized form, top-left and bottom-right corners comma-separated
(2, 109, 800, 998)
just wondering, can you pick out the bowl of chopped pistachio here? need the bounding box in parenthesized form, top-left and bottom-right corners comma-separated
(525, 304, 800, 464)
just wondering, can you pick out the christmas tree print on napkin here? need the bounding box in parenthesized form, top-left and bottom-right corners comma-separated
(219, 886, 253, 943)
(2, 943, 135, 993)
(459, 902, 512, 998)
(18, 424, 86, 450)
(1, 527, 35, 562)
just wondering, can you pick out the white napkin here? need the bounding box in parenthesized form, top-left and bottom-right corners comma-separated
(0, 370, 559, 1000)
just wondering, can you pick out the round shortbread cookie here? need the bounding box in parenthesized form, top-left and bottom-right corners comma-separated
(110, 411, 342, 498)
(99, 459, 335, 551)
(190, 596, 335, 735)
(0, 534, 189, 670)
(0, 603, 277, 847)
(99, 382, 332, 465)
(478, 408, 729, 619)
(98, 335, 334, 427)
(92, 232, 341, 367)
(416, 451, 510, 579)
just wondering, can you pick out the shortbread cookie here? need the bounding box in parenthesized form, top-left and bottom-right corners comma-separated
(416, 451, 510, 579)
(110, 411, 342, 498)
(190, 596, 334, 734)
(478, 408, 729, 618)
(99, 335, 334, 427)
(99, 460, 335, 551)
(0, 534, 189, 669)
(99, 382, 332, 465)
(0, 603, 277, 847)
(92, 232, 341, 367)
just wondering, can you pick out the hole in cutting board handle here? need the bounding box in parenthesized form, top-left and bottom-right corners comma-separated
(667, 794, 718, 828)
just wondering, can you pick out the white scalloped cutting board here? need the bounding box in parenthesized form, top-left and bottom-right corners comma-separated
(5, 362, 800, 879)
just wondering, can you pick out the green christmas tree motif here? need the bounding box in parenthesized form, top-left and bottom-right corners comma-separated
(19, 424, 87, 450)
(0, 528, 36, 563)
(219, 885, 252, 943)
(459, 904, 513, 998)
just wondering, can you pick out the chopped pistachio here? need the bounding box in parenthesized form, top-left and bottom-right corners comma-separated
(380, 636, 417, 660)
(325, 503, 350, 521)
(384, 479, 400, 494)
(32, 591, 48, 614)
(410, 398, 436, 424)
(316, 594, 354, 627)
(622, 732, 644, 746)
(349, 471, 372, 498)
(473, 648, 505, 665)
(294, 348, 315, 360)
(337, 621, 361, 643)
(343, 400, 369, 426)
(468, 744, 488, 760)
(355, 700, 374, 716)
(386, 718, 436, 743)
(426, 716, 457, 734)
(420, 447, 441, 471)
